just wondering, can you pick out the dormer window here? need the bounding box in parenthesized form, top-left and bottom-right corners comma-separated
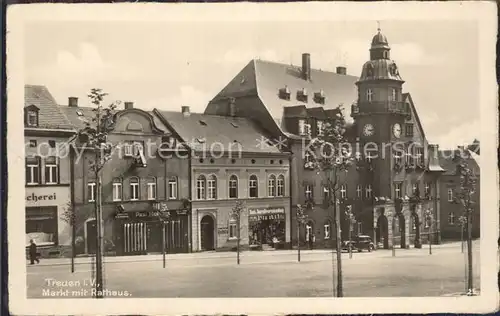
(279, 86, 291, 101)
(24, 105, 39, 127)
(299, 119, 311, 136)
(297, 88, 308, 103)
(314, 90, 326, 105)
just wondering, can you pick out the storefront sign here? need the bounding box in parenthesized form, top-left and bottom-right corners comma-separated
(248, 208, 285, 216)
(26, 192, 57, 202)
(249, 213, 285, 221)
(135, 211, 161, 218)
(218, 227, 229, 234)
(115, 213, 130, 220)
(25, 186, 70, 208)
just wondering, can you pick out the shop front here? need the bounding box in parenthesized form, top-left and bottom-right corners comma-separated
(113, 206, 189, 256)
(248, 207, 286, 249)
(25, 186, 71, 256)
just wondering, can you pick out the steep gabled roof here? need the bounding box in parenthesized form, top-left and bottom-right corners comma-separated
(438, 149, 480, 176)
(207, 58, 358, 135)
(24, 85, 73, 130)
(402, 92, 427, 143)
(153, 110, 286, 155)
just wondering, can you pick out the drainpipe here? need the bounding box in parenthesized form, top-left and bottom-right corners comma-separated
(70, 142, 76, 273)
(288, 152, 293, 249)
(188, 149, 193, 253)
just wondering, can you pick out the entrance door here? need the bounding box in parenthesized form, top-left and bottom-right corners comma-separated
(86, 220, 97, 255)
(146, 221, 163, 253)
(200, 215, 215, 251)
(377, 215, 389, 249)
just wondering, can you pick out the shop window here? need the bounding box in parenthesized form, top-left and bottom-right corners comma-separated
(25, 156, 41, 185)
(447, 188, 453, 202)
(196, 175, 206, 200)
(44, 156, 59, 184)
(207, 175, 217, 200)
(112, 178, 122, 201)
(228, 175, 238, 199)
(277, 175, 285, 197)
(25, 207, 58, 246)
(168, 176, 178, 200)
(448, 212, 455, 225)
(130, 177, 140, 201)
(147, 177, 157, 200)
(249, 175, 258, 198)
(394, 182, 402, 199)
(365, 184, 372, 199)
(87, 182, 96, 202)
(324, 221, 331, 240)
(229, 218, 237, 239)
(268, 175, 276, 197)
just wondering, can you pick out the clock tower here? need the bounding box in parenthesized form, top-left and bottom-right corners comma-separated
(351, 28, 408, 198)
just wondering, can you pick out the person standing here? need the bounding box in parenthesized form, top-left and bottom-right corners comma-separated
(29, 239, 40, 265)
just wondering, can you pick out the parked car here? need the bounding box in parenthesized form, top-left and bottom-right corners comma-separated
(342, 235, 375, 252)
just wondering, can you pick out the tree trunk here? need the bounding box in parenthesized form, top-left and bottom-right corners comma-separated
(467, 212, 473, 292)
(334, 196, 343, 297)
(237, 216, 240, 265)
(95, 174, 104, 298)
(162, 221, 166, 268)
(71, 216, 76, 273)
(297, 222, 301, 262)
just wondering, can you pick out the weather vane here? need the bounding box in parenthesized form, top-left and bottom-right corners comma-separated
(377, 20, 381, 32)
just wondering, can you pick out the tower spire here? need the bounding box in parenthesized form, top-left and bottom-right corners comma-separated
(377, 20, 381, 33)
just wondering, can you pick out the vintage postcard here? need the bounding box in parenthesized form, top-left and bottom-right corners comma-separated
(6, 1, 499, 315)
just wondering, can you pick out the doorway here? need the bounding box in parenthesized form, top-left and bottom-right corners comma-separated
(200, 215, 215, 251)
(398, 214, 406, 248)
(376, 215, 389, 249)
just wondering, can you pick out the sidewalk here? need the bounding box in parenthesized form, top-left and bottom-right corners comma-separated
(29, 240, 472, 267)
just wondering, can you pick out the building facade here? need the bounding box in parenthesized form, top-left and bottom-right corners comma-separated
(60, 100, 191, 256)
(24, 85, 75, 257)
(154, 106, 291, 251)
(438, 148, 480, 240)
(204, 29, 445, 249)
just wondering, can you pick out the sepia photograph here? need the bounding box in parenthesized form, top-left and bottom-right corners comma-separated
(6, 2, 498, 315)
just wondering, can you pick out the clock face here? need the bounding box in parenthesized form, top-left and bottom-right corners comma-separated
(363, 124, 374, 136)
(393, 123, 402, 138)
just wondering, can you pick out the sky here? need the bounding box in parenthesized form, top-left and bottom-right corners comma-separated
(24, 19, 479, 149)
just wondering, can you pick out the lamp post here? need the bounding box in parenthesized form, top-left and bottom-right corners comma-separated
(296, 204, 308, 262)
(345, 205, 354, 259)
(424, 209, 433, 255)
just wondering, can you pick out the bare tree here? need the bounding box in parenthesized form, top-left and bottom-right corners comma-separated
(231, 200, 245, 265)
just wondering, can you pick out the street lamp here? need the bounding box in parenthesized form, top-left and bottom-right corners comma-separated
(154, 201, 170, 268)
(345, 205, 354, 259)
(424, 209, 433, 255)
(296, 204, 308, 262)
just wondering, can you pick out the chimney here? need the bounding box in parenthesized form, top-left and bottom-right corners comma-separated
(228, 97, 236, 117)
(301, 53, 311, 81)
(336, 66, 347, 75)
(124, 102, 134, 109)
(68, 97, 78, 107)
(181, 106, 190, 117)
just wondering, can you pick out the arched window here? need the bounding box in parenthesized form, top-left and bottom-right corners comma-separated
(249, 175, 258, 198)
(277, 175, 285, 197)
(129, 177, 140, 201)
(147, 177, 157, 200)
(207, 175, 217, 200)
(196, 175, 206, 200)
(268, 175, 276, 197)
(112, 178, 122, 201)
(324, 220, 331, 240)
(168, 176, 178, 200)
(229, 175, 238, 199)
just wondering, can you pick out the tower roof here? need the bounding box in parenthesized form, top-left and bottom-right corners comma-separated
(371, 29, 390, 50)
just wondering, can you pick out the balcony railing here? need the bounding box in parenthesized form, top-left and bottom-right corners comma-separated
(353, 101, 408, 115)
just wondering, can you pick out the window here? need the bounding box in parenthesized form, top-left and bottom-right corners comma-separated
(447, 188, 453, 202)
(44, 156, 59, 184)
(415, 147, 423, 165)
(340, 184, 347, 199)
(268, 175, 276, 197)
(130, 177, 139, 201)
(207, 175, 217, 200)
(366, 89, 373, 102)
(405, 124, 414, 137)
(394, 183, 402, 199)
(355, 151, 362, 161)
(229, 218, 238, 239)
(229, 175, 238, 199)
(48, 140, 56, 148)
(323, 186, 330, 199)
(304, 151, 312, 164)
(112, 178, 122, 201)
(324, 221, 331, 239)
(352, 185, 360, 199)
(168, 177, 178, 200)
(365, 151, 375, 164)
(87, 182, 96, 202)
(390, 88, 397, 101)
(317, 121, 324, 135)
(448, 212, 455, 225)
(27, 110, 38, 127)
(297, 88, 308, 102)
(357, 222, 362, 234)
(29, 140, 37, 148)
(26, 207, 58, 246)
(279, 86, 291, 100)
(305, 184, 313, 199)
(299, 120, 306, 135)
(196, 175, 206, 200)
(365, 185, 372, 199)
(425, 182, 431, 197)
(249, 175, 258, 198)
(147, 177, 157, 200)
(304, 123, 311, 136)
(277, 175, 285, 197)
(25, 156, 40, 185)
(405, 145, 413, 165)
(305, 223, 313, 242)
(394, 149, 402, 165)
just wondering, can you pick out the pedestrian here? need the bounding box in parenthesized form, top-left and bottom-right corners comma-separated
(29, 239, 40, 265)
(309, 234, 314, 250)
